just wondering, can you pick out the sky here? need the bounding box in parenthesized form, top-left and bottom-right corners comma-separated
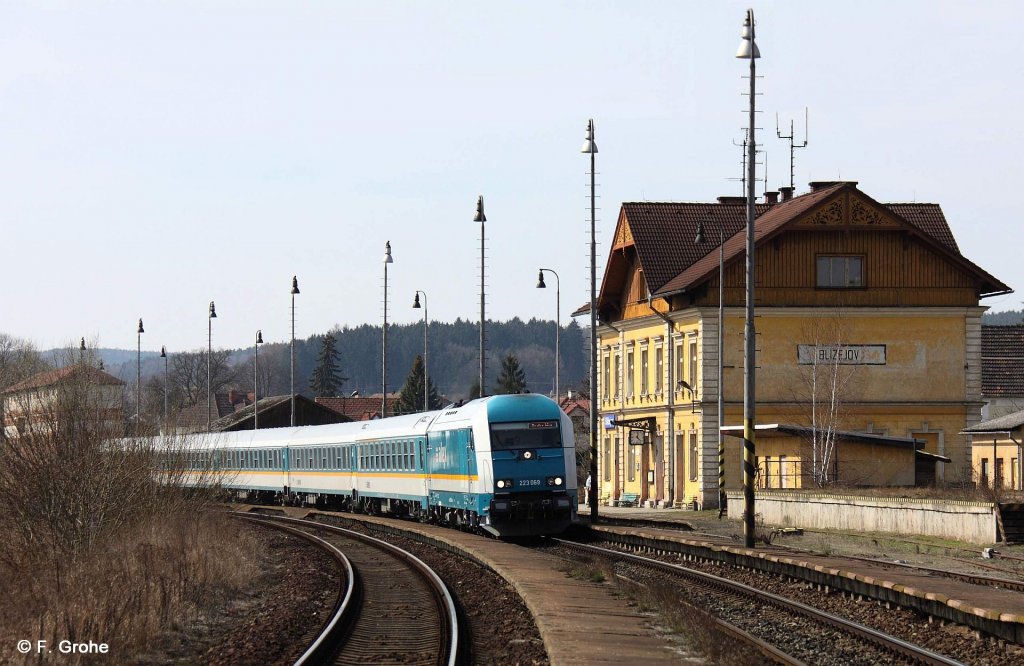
(2, 1, 1023, 354)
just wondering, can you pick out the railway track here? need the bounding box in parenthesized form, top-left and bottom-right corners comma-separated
(553, 538, 966, 666)
(237, 513, 461, 665)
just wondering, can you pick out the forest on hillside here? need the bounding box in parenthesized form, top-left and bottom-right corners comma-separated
(101, 318, 589, 403)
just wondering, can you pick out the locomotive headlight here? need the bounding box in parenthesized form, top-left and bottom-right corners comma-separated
(496, 478, 514, 490)
(546, 476, 564, 487)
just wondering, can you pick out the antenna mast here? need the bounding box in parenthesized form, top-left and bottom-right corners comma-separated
(776, 108, 808, 189)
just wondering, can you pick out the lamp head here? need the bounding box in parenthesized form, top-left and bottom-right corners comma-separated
(736, 9, 760, 59)
(473, 195, 486, 222)
(256, 330, 263, 344)
(209, 301, 217, 319)
(383, 240, 393, 264)
(580, 118, 598, 154)
(695, 219, 706, 245)
(536, 270, 546, 289)
(160, 345, 166, 358)
(291, 275, 300, 295)
(80, 337, 86, 351)
(413, 292, 421, 309)
(138, 318, 144, 334)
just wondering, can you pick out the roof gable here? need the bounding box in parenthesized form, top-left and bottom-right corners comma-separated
(655, 183, 1009, 298)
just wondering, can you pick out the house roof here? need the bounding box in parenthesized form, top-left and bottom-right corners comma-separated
(720, 423, 925, 449)
(559, 395, 590, 417)
(316, 395, 401, 421)
(654, 182, 1008, 298)
(981, 324, 1024, 397)
(2, 364, 125, 394)
(961, 408, 1024, 433)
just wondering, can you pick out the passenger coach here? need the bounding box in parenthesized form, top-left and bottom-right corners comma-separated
(172, 394, 578, 537)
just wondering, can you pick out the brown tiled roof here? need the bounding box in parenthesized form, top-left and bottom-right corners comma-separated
(316, 395, 401, 421)
(2, 364, 125, 394)
(619, 201, 766, 295)
(982, 324, 1024, 397)
(559, 396, 590, 416)
(652, 183, 1009, 298)
(885, 204, 958, 253)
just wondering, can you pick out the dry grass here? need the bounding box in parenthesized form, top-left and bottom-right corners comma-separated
(0, 374, 257, 664)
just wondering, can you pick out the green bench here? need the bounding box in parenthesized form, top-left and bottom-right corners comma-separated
(617, 492, 640, 507)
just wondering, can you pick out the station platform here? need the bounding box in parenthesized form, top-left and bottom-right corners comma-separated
(584, 504, 1024, 644)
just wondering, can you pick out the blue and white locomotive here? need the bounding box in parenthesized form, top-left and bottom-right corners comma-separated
(181, 394, 578, 537)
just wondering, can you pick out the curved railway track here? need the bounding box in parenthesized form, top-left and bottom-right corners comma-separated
(238, 513, 461, 666)
(553, 538, 966, 666)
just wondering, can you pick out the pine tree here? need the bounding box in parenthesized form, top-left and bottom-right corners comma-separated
(495, 353, 527, 394)
(394, 355, 442, 414)
(309, 333, 346, 397)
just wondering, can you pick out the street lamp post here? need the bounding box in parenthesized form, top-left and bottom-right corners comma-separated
(736, 8, 760, 548)
(536, 269, 560, 401)
(581, 118, 599, 519)
(208, 301, 217, 431)
(291, 276, 300, 427)
(696, 218, 726, 517)
(136, 318, 144, 424)
(382, 242, 393, 416)
(473, 196, 487, 398)
(160, 346, 168, 429)
(254, 330, 263, 430)
(413, 290, 429, 411)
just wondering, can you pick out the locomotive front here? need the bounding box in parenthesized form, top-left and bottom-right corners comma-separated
(482, 395, 577, 537)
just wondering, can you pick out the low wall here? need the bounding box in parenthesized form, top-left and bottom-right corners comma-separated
(725, 490, 998, 544)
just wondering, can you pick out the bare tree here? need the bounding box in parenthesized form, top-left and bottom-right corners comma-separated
(171, 349, 236, 407)
(0, 332, 49, 390)
(789, 315, 863, 487)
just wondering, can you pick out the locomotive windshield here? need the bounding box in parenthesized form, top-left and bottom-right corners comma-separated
(489, 420, 562, 450)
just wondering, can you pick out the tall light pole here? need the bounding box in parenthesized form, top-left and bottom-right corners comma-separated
(160, 345, 168, 430)
(536, 268, 560, 401)
(737, 8, 760, 548)
(413, 290, 429, 411)
(473, 196, 487, 398)
(254, 330, 263, 430)
(696, 218, 726, 517)
(136, 318, 144, 424)
(382, 242, 393, 416)
(291, 275, 300, 427)
(208, 301, 217, 431)
(581, 118, 599, 519)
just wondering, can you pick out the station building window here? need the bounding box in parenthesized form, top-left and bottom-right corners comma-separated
(816, 255, 864, 288)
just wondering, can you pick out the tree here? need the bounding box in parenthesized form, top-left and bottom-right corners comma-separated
(309, 333, 346, 397)
(394, 355, 442, 414)
(788, 314, 864, 487)
(171, 350, 236, 407)
(495, 353, 527, 395)
(0, 333, 49, 391)
(467, 379, 481, 400)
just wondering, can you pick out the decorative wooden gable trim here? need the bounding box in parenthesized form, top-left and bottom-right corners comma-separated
(612, 213, 635, 250)
(794, 191, 900, 228)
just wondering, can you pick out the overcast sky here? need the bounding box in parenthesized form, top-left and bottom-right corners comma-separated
(2, 1, 1022, 353)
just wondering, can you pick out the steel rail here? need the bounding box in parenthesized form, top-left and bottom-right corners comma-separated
(555, 538, 966, 666)
(248, 513, 460, 666)
(231, 514, 355, 666)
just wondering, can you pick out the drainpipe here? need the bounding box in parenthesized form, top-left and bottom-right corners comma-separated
(648, 297, 676, 505)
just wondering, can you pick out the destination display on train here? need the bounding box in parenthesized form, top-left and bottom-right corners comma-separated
(528, 421, 558, 429)
(797, 344, 886, 365)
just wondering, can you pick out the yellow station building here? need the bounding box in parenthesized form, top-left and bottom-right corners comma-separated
(588, 182, 1011, 508)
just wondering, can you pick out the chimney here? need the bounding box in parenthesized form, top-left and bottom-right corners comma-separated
(809, 180, 858, 192)
(764, 191, 779, 205)
(779, 186, 794, 202)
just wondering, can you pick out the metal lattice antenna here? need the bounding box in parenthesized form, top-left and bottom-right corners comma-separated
(776, 108, 808, 190)
(728, 128, 765, 197)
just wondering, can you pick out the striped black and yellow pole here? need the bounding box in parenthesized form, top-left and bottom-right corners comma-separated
(737, 8, 760, 548)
